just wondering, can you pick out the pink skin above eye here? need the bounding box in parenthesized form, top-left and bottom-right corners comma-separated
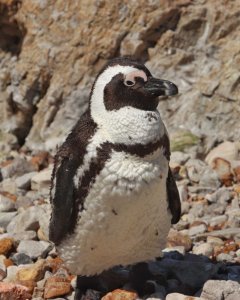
(124, 70, 147, 83)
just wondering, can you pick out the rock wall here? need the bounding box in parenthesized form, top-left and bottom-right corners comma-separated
(0, 0, 239, 153)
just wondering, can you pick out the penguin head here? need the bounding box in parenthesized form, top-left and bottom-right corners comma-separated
(90, 57, 178, 127)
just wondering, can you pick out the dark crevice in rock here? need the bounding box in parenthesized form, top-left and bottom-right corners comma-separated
(0, 0, 26, 55)
(136, 10, 181, 62)
(7, 74, 51, 146)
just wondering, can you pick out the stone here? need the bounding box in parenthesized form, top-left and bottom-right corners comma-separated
(206, 236, 224, 246)
(170, 151, 190, 165)
(16, 259, 46, 282)
(166, 293, 201, 300)
(0, 282, 32, 300)
(201, 280, 240, 300)
(205, 142, 240, 166)
(167, 229, 192, 251)
(163, 247, 186, 255)
(198, 228, 240, 239)
(31, 166, 53, 191)
(205, 187, 231, 203)
(15, 171, 37, 190)
(17, 240, 53, 259)
(170, 130, 200, 152)
(0, 178, 17, 194)
(0, 195, 15, 212)
(11, 253, 33, 265)
(7, 205, 48, 233)
(102, 289, 138, 300)
(44, 276, 72, 299)
(0, 268, 6, 281)
(0, 238, 14, 255)
(5, 265, 18, 282)
(0, 157, 36, 179)
(0, 212, 18, 229)
(209, 215, 227, 227)
(212, 157, 233, 185)
(216, 253, 233, 262)
(12, 230, 37, 242)
(192, 243, 213, 257)
(188, 224, 207, 236)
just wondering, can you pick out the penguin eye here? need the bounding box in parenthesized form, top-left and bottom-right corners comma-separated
(124, 80, 135, 87)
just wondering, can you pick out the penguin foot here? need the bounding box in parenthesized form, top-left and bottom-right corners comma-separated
(129, 262, 153, 296)
(74, 276, 103, 300)
(74, 288, 102, 300)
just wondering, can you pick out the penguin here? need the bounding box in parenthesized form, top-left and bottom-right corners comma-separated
(49, 57, 181, 298)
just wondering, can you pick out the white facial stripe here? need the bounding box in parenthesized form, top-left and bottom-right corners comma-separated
(124, 70, 147, 83)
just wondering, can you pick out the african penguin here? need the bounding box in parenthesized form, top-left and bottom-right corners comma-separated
(49, 57, 181, 296)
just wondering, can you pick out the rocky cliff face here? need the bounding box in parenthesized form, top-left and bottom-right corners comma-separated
(0, 0, 239, 153)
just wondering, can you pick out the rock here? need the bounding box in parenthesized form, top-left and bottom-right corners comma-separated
(201, 280, 240, 300)
(15, 171, 37, 190)
(16, 259, 46, 282)
(198, 228, 240, 239)
(209, 215, 227, 227)
(166, 293, 201, 300)
(170, 151, 190, 165)
(12, 230, 37, 242)
(163, 247, 186, 255)
(31, 166, 53, 191)
(5, 265, 18, 282)
(167, 229, 192, 251)
(17, 240, 53, 259)
(0, 157, 36, 179)
(44, 276, 72, 299)
(0, 268, 6, 281)
(7, 205, 48, 234)
(0, 178, 17, 194)
(206, 236, 224, 246)
(0, 238, 14, 256)
(206, 187, 231, 203)
(205, 142, 240, 166)
(0, 195, 15, 212)
(102, 289, 138, 300)
(0, 212, 18, 229)
(216, 253, 233, 262)
(192, 243, 213, 257)
(11, 253, 33, 265)
(212, 157, 233, 185)
(188, 224, 207, 236)
(0, 282, 32, 300)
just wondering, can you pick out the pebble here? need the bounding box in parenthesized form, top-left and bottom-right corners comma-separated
(11, 252, 33, 265)
(16, 259, 46, 282)
(167, 229, 192, 251)
(201, 280, 240, 299)
(0, 238, 14, 256)
(0, 212, 18, 228)
(216, 253, 234, 262)
(166, 293, 201, 300)
(7, 205, 47, 233)
(102, 289, 138, 300)
(44, 276, 72, 299)
(12, 230, 37, 242)
(206, 236, 224, 246)
(5, 265, 18, 282)
(0, 282, 32, 300)
(209, 215, 227, 227)
(15, 171, 37, 190)
(188, 224, 207, 236)
(192, 243, 213, 257)
(31, 166, 53, 191)
(0, 195, 16, 212)
(163, 247, 186, 255)
(17, 240, 53, 259)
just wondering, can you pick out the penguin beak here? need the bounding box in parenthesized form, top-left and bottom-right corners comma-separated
(144, 77, 178, 97)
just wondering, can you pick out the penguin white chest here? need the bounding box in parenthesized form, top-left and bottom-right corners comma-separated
(58, 149, 171, 276)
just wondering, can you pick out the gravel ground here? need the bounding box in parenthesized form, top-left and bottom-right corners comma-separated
(0, 141, 240, 300)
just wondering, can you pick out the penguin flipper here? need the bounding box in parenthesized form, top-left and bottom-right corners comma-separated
(49, 154, 79, 245)
(166, 167, 181, 224)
